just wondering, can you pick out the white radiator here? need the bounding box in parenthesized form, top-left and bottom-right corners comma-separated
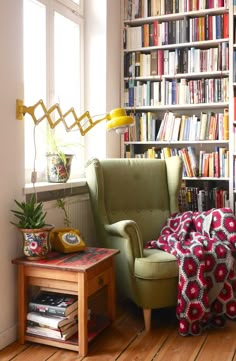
(42, 194, 97, 247)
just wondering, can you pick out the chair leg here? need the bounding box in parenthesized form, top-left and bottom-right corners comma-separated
(143, 308, 151, 331)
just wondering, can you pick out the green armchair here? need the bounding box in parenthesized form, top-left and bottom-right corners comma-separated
(85, 156, 183, 331)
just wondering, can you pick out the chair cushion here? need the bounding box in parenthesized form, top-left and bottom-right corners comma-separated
(134, 249, 178, 280)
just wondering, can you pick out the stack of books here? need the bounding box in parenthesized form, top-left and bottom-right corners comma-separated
(26, 291, 78, 341)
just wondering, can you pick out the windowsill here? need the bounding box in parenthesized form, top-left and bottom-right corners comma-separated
(24, 178, 87, 194)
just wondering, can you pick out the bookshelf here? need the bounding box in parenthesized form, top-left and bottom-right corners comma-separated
(121, 0, 235, 213)
(233, 0, 236, 213)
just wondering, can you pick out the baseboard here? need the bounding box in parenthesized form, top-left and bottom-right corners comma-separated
(0, 324, 17, 350)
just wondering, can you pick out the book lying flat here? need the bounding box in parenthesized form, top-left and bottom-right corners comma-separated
(27, 318, 77, 334)
(27, 311, 77, 329)
(26, 323, 78, 341)
(28, 291, 78, 317)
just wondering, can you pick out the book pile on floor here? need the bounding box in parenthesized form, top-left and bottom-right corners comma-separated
(26, 291, 79, 341)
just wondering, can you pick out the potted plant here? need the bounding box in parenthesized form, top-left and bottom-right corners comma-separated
(10, 195, 54, 260)
(46, 129, 74, 183)
(56, 198, 71, 227)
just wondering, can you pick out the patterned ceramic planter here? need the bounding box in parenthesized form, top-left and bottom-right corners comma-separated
(47, 154, 73, 183)
(19, 225, 54, 260)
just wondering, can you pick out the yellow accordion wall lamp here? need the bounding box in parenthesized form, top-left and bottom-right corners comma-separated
(16, 99, 134, 135)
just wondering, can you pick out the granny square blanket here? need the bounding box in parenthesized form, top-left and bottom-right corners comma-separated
(145, 208, 236, 336)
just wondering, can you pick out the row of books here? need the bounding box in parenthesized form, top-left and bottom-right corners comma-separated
(26, 291, 79, 341)
(124, 44, 229, 78)
(124, 14, 228, 50)
(179, 183, 230, 212)
(156, 110, 229, 142)
(165, 78, 228, 105)
(124, 0, 228, 20)
(125, 112, 160, 142)
(188, 14, 228, 42)
(186, 147, 229, 178)
(162, 146, 229, 178)
(125, 146, 172, 159)
(125, 146, 229, 179)
(124, 110, 229, 143)
(124, 77, 229, 107)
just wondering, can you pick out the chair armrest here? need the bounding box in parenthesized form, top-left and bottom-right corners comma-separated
(104, 220, 143, 260)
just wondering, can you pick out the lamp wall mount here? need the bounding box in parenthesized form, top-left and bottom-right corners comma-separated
(16, 99, 134, 135)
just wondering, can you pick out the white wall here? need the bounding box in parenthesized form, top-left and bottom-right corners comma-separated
(0, 0, 25, 350)
(0, 0, 121, 350)
(106, 0, 122, 158)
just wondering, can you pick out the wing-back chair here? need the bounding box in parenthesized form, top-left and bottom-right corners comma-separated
(85, 156, 183, 331)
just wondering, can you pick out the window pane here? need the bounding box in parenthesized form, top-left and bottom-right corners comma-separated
(54, 11, 84, 178)
(24, 0, 47, 182)
(24, 0, 84, 183)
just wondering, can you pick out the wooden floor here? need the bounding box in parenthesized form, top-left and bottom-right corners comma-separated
(1, 300, 236, 361)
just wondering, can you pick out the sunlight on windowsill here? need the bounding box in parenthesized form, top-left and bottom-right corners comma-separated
(24, 177, 87, 194)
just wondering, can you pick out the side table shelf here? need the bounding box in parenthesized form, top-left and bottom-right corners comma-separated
(12, 247, 119, 356)
(25, 313, 110, 351)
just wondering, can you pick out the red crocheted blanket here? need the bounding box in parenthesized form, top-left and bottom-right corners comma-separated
(145, 208, 236, 336)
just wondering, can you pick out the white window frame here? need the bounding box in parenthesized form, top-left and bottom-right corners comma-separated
(57, 0, 83, 15)
(24, 0, 85, 186)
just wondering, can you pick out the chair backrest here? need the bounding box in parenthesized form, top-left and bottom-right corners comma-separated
(85, 156, 182, 245)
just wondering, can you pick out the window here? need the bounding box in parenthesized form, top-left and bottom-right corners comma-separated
(58, 0, 83, 12)
(24, 0, 84, 184)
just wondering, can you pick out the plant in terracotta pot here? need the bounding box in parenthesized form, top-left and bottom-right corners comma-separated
(10, 195, 54, 260)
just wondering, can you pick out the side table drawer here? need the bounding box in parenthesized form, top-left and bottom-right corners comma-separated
(88, 269, 110, 296)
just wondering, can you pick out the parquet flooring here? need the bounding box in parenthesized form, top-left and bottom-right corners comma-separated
(1, 301, 236, 361)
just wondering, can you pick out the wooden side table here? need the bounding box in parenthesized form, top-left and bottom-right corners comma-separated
(12, 247, 119, 356)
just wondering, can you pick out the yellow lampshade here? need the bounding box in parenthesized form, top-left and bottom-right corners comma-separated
(106, 108, 134, 134)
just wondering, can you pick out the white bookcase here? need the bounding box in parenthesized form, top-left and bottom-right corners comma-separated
(121, 0, 235, 213)
(232, 0, 236, 213)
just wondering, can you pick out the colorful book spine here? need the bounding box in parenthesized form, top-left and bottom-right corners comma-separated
(223, 108, 229, 140)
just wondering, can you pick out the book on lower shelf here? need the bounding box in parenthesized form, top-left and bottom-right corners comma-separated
(28, 291, 78, 317)
(26, 310, 78, 329)
(26, 321, 78, 341)
(26, 291, 99, 342)
(26, 309, 110, 344)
